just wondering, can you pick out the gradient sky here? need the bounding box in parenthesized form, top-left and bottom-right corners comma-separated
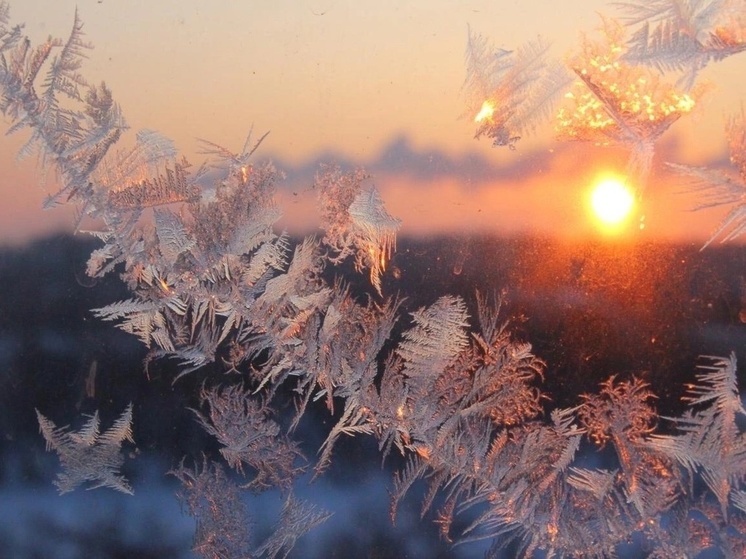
(1, 0, 745, 244)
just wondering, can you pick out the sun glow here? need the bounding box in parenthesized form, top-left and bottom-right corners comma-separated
(590, 177, 635, 229)
(475, 100, 495, 123)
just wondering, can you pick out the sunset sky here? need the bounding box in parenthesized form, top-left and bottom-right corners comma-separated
(1, 0, 745, 245)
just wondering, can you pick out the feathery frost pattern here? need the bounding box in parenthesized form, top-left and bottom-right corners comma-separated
(2, 1, 746, 557)
(464, 30, 572, 149)
(557, 19, 698, 187)
(36, 404, 134, 495)
(171, 460, 332, 559)
(314, 164, 400, 295)
(191, 385, 305, 491)
(464, 3, 745, 193)
(670, 108, 746, 247)
(615, 0, 746, 88)
(647, 354, 746, 519)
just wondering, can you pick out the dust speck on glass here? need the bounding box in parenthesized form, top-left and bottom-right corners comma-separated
(0, 1, 745, 557)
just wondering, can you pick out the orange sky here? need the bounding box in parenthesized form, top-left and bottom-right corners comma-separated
(1, 1, 745, 245)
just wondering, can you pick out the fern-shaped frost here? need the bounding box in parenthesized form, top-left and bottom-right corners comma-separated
(171, 460, 254, 559)
(397, 295, 470, 377)
(671, 108, 746, 247)
(36, 404, 134, 495)
(315, 164, 400, 295)
(191, 384, 304, 491)
(616, 0, 746, 88)
(255, 493, 332, 559)
(647, 353, 746, 518)
(464, 29, 572, 148)
(557, 18, 699, 189)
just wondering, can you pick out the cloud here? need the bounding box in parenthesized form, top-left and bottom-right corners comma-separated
(268, 131, 732, 242)
(264, 133, 560, 188)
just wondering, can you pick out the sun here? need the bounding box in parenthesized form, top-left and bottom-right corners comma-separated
(589, 177, 635, 229)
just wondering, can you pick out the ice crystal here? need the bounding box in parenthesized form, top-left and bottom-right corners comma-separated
(615, 0, 746, 88)
(557, 18, 698, 188)
(172, 460, 331, 559)
(171, 460, 254, 559)
(314, 164, 400, 295)
(463, 29, 572, 148)
(2, 1, 746, 557)
(36, 404, 134, 495)
(671, 108, 746, 247)
(191, 384, 305, 491)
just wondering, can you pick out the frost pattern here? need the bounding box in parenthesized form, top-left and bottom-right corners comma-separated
(670, 108, 746, 247)
(36, 404, 134, 495)
(556, 18, 699, 188)
(172, 460, 332, 559)
(171, 461, 254, 559)
(615, 0, 746, 88)
(191, 384, 305, 491)
(2, 1, 746, 557)
(463, 30, 572, 148)
(647, 354, 746, 519)
(314, 164, 400, 295)
(464, 4, 744, 192)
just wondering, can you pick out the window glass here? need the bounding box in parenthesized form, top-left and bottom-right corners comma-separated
(0, 2, 745, 557)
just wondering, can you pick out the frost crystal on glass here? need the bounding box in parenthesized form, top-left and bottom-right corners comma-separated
(2, 0, 746, 556)
(36, 404, 134, 495)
